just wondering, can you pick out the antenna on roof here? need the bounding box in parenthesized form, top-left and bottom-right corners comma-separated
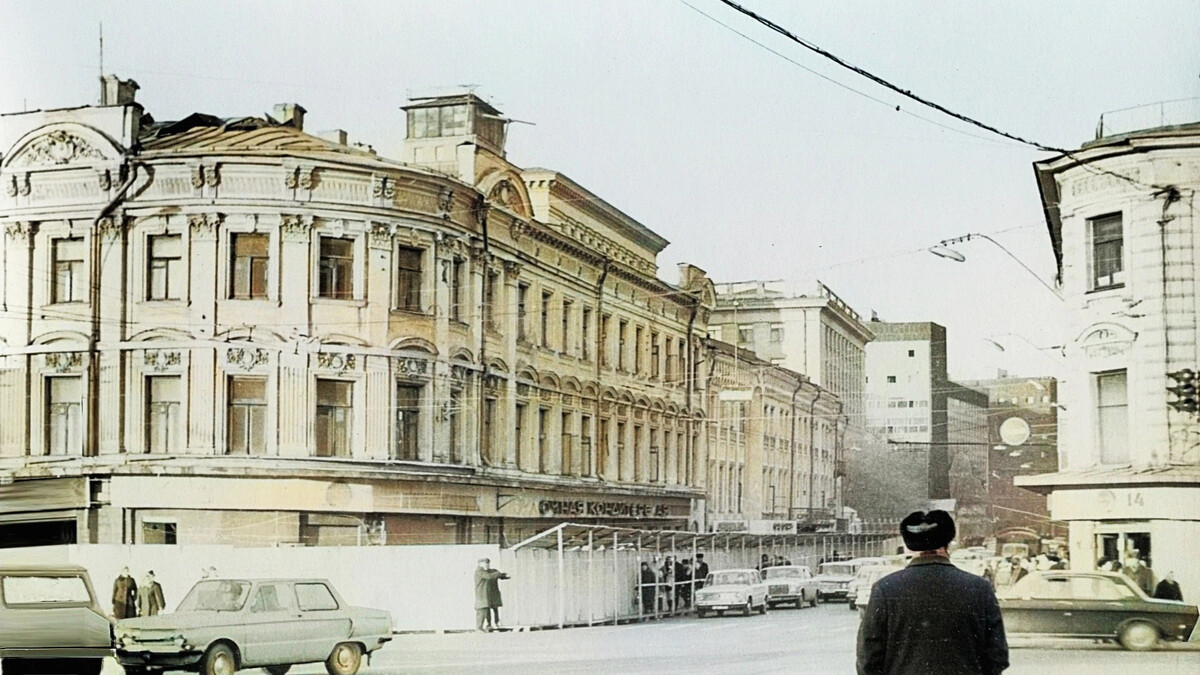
(98, 21, 104, 104)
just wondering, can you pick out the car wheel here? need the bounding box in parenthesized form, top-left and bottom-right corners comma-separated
(742, 598, 753, 617)
(201, 643, 238, 675)
(325, 642, 363, 675)
(848, 600, 856, 611)
(758, 598, 767, 614)
(265, 667, 292, 675)
(810, 593, 818, 608)
(1119, 621, 1160, 651)
(697, 608, 707, 618)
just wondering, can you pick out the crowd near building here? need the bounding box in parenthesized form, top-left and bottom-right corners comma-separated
(1018, 105, 1200, 599)
(0, 78, 860, 547)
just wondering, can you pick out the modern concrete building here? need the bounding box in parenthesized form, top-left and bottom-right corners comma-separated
(862, 321, 989, 541)
(0, 79, 716, 547)
(1019, 103, 1200, 596)
(702, 339, 842, 533)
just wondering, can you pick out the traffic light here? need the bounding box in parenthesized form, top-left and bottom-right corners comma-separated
(1167, 369, 1198, 413)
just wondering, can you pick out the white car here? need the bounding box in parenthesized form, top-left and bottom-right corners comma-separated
(816, 557, 886, 602)
(851, 565, 903, 614)
(694, 569, 769, 618)
(762, 566, 819, 609)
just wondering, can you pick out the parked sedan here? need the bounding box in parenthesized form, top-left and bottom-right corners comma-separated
(0, 564, 113, 675)
(999, 571, 1199, 650)
(850, 565, 903, 613)
(115, 578, 392, 675)
(762, 566, 818, 609)
(815, 558, 885, 602)
(694, 570, 768, 618)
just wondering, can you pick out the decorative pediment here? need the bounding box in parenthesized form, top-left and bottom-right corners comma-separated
(3, 124, 122, 169)
(1074, 322, 1137, 359)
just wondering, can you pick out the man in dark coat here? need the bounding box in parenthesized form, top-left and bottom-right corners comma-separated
(857, 510, 1009, 675)
(639, 562, 657, 615)
(1154, 571, 1183, 601)
(473, 558, 508, 631)
(112, 567, 138, 620)
(694, 553, 709, 589)
(138, 570, 166, 617)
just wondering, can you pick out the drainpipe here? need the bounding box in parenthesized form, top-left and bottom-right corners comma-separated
(1156, 186, 1182, 466)
(88, 162, 141, 457)
(787, 376, 805, 520)
(593, 257, 610, 478)
(807, 384, 824, 524)
(476, 195, 492, 467)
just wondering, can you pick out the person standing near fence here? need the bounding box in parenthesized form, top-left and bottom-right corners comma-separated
(639, 562, 657, 616)
(694, 553, 709, 589)
(112, 567, 139, 620)
(474, 558, 509, 632)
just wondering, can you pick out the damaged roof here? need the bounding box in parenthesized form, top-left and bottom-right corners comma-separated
(138, 112, 375, 157)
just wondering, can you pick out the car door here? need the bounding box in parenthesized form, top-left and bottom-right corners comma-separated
(1068, 575, 1140, 637)
(1003, 575, 1078, 635)
(240, 582, 297, 667)
(292, 582, 353, 662)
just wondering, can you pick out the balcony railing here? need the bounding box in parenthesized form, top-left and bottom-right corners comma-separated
(1096, 97, 1200, 140)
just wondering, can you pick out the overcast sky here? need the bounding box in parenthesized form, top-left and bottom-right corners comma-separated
(4, 1, 1199, 382)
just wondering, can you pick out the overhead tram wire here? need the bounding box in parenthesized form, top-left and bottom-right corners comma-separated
(710, 0, 1173, 193)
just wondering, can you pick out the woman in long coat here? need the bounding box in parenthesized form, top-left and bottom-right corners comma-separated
(112, 567, 139, 619)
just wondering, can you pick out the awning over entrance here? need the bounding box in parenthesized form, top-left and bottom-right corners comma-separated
(1015, 463, 1200, 494)
(508, 521, 891, 551)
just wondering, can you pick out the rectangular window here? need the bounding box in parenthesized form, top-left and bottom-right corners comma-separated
(394, 384, 421, 460)
(907, 349, 916, 357)
(484, 270, 500, 331)
(634, 326, 644, 374)
(561, 299, 572, 354)
(650, 332, 660, 379)
(142, 520, 177, 545)
(45, 376, 82, 455)
(517, 284, 530, 342)
(770, 324, 784, 343)
(600, 315, 610, 367)
(52, 238, 85, 304)
(560, 412, 572, 476)
(449, 389, 462, 463)
(649, 428, 660, 483)
(538, 408, 550, 473)
(541, 290, 552, 347)
(738, 325, 752, 344)
(1097, 370, 1129, 464)
(887, 375, 896, 383)
(147, 234, 182, 301)
(633, 424, 643, 481)
(227, 376, 266, 455)
(318, 237, 354, 299)
(582, 307, 593, 361)
(616, 421, 626, 481)
(395, 246, 423, 311)
(677, 338, 686, 383)
(482, 397, 497, 463)
(515, 402, 527, 466)
(618, 320, 628, 371)
(145, 376, 182, 453)
(231, 233, 269, 299)
(450, 259, 464, 322)
(295, 583, 339, 611)
(315, 379, 352, 457)
(598, 417, 609, 477)
(1091, 214, 1124, 290)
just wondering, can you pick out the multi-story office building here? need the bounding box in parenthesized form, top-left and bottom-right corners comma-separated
(862, 321, 989, 540)
(708, 280, 872, 517)
(702, 339, 842, 532)
(0, 78, 715, 546)
(1019, 105, 1200, 595)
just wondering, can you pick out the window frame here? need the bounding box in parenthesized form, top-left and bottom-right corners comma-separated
(1089, 213, 1125, 292)
(394, 382, 422, 461)
(317, 236, 355, 300)
(314, 378, 353, 458)
(230, 232, 270, 300)
(227, 376, 267, 456)
(51, 237, 86, 304)
(394, 246, 424, 312)
(146, 234, 183, 301)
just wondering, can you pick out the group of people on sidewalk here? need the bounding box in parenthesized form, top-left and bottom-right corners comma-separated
(111, 567, 166, 620)
(637, 553, 709, 615)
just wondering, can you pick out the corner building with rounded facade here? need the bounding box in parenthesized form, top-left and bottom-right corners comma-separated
(0, 80, 716, 546)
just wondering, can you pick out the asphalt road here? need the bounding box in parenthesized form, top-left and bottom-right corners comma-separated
(275, 602, 1200, 675)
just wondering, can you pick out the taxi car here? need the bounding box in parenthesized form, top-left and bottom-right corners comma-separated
(694, 569, 768, 618)
(762, 566, 818, 609)
(0, 564, 112, 675)
(998, 571, 1199, 651)
(115, 577, 392, 675)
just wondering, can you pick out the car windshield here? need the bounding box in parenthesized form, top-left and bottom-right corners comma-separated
(176, 580, 252, 612)
(708, 572, 755, 586)
(819, 564, 855, 577)
(1, 575, 91, 605)
(764, 567, 803, 579)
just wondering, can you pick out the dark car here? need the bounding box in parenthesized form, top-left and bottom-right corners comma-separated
(0, 564, 113, 675)
(999, 570, 1199, 650)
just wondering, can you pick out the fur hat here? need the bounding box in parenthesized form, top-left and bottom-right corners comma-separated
(900, 510, 956, 551)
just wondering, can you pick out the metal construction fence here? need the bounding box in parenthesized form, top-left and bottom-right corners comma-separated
(498, 523, 903, 629)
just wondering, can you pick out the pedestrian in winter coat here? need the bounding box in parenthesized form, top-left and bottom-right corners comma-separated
(639, 562, 657, 614)
(1153, 572, 1183, 601)
(1123, 556, 1155, 595)
(857, 510, 1009, 675)
(112, 567, 139, 620)
(694, 554, 709, 589)
(138, 571, 166, 617)
(474, 558, 509, 631)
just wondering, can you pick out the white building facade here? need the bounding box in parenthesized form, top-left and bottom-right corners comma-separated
(0, 80, 714, 547)
(1020, 115, 1200, 598)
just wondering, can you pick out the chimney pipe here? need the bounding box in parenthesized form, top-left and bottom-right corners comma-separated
(100, 75, 139, 106)
(272, 103, 307, 131)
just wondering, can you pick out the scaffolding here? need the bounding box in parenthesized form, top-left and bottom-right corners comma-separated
(497, 522, 901, 630)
